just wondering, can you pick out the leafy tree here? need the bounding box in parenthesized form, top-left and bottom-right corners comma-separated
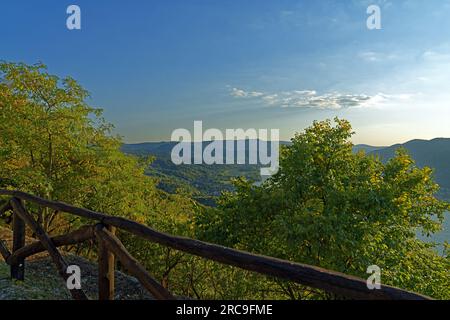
(196, 118, 450, 299)
(0, 62, 162, 233)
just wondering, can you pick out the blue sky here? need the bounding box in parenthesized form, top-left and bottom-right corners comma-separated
(2, 0, 450, 145)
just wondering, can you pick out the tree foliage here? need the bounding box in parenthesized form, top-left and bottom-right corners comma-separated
(0, 62, 163, 231)
(196, 118, 450, 299)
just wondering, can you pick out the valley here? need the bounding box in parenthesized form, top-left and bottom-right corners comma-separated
(123, 138, 450, 246)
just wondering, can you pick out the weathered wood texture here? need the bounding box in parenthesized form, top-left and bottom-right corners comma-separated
(11, 210, 26, 280)
(6, 225, 94, 266)
(97, 225, 116, 300)
(0, 240, 11, 261)
(10, 198, 88, 300)
(0, 189, 432, 300)
(95, 224, 174, 300)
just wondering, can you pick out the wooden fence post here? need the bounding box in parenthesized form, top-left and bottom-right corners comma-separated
(10, 198, 89, 300)
(97, 225, 115, 300)
(95, 225, 174, 300)
(11, 206, 26, 280)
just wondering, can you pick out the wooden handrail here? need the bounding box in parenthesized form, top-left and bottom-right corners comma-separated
(0, 189, 432, 300)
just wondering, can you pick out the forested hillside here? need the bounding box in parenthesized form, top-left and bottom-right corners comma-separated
(121, 141, 286, 205)
(123, 138, 450, 202)
(368, 138, 450, 199)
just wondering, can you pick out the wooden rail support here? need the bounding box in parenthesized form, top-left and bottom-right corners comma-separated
(10, 198, 89, 300)
(7, 225, 94, 266)
(97, 225, 116, 300)
(0, 240, 11, 261)
(95, 224, 174, 300)
(0, 201, 12, 217)
(11, 208, 26, 280)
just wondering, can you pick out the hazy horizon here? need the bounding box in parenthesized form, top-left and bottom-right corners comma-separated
(121, 135, 450, 147)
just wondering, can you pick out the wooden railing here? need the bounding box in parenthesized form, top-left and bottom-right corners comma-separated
(0, 189, 431, 300)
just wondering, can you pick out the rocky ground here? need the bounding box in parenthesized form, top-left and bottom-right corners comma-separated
(0, 227, 153, 300)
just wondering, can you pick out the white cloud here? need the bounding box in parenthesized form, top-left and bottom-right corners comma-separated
(230, 88, 377, 110)
(356, 93, 414, 109)
(230, 87, 264, 98)
(230, 88, 415, 110)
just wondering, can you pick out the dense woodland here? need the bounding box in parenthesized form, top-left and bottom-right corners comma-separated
(0, 62, 449, 299)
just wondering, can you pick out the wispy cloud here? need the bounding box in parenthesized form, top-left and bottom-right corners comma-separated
(230, 88, 264, 98)
(358, 51, 399, 62)
(355, 93, 414, 109)
(230, 88, 371, 109)
(230, 88, 415, 110)
(422, 50, 450, 62)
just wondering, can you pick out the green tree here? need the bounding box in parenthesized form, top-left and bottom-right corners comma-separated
(0, 61, 161, 231)
(196, 118, 450, 299)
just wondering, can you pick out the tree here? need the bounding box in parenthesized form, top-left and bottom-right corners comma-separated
(196, 118, 450, 299)
(0, 61, 160, 231)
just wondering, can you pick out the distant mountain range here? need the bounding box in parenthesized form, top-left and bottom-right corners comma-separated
(352, 144, 387, 154)
(122, 138, 450, 201)
(121, 140, 292, 159)
(364, 138, 450, 197)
